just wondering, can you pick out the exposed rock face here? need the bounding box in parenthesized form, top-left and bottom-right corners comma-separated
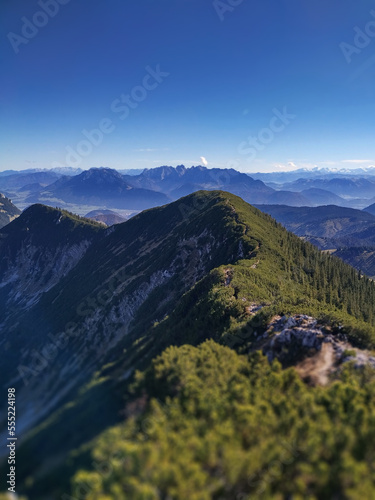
(262, 314, 375, 384)
(263, 315, 330, 362)
(0, 205, 103, 328)
(0, 240, 92, 311)
(0, 192, 21, 229)
(334, 343, 375, 369)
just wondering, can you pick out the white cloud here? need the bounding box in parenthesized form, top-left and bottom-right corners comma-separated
(200, 156, 208, 166)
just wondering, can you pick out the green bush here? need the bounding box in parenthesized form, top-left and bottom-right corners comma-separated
(73, 340, 375, 499)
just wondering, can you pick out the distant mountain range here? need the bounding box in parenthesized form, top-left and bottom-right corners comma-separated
(256, 204, 375, 278)
(125, 164, 276, 202)
(257, 205, 375, 241)
(3, 165, 375, 212)
(279, 177, 375, 199)
(0, 167, 83, 177)
(251, 175, 375, 209)
(25, 168, 170, 210)
(84, 209, 127, 225)
(297, 188, 348, 206)
(6, 166, 313, 210)
(0, 166, 142, 177)
(5, 164, 375, 180)
(364, 201, 375, 215)
(0, 171, 61, 191)
(255, 204, 375, 245)
(251, 166, 375, 183)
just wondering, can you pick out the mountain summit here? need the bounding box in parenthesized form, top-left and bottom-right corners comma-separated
(27, 167, 169, 209)
(124, 164, 309, 205)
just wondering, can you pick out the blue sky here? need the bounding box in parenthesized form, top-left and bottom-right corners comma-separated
(1, 0, 375, 172)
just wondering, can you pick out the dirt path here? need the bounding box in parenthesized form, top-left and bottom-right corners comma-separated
(296, 343, 335, 386)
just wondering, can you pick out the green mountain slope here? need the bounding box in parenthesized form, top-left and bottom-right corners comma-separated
(2, 191, 375, 499)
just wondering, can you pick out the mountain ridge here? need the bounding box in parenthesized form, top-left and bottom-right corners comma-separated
(2, 191, 375, 498)
(0, 204, 104, 324)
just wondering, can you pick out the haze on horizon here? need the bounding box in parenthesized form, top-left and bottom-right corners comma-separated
(1, 0, 375, 173)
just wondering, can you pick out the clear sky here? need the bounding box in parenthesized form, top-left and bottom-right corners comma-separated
(1, 0, 375, 172)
